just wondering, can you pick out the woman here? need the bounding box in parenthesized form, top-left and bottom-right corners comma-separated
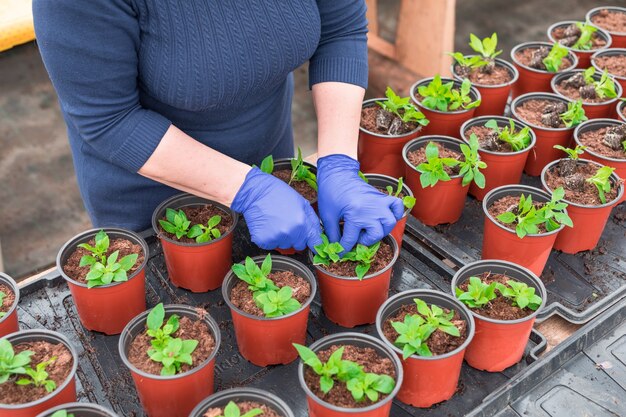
(33, 0, 403, 253)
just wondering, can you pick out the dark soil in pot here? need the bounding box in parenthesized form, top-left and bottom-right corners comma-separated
(0, 284, 15, 316)
(551, 24, 607, 50)
(158, 205, 234, 244)
(360, 105, 419, 136)
(203, 402, 281, 417)
(464, 125, 517, 153)
(553, 73, 609, 103)
(406, 144, 462, 175)
(0, 341, 73, 405)
(590, 9, 626, 34)
(303, 344, 396, 408)
(577, 125, 626, 160)
(317, 241, 394, 277)
(453, 63, 511, 86)
(544, 161, 619, 205)
(514, 99, 567, 129)
(593, 54, 626, 77)
(514, 46, 574, 72)
(488, 195, 552, 234)
(272, 170, 317, 203)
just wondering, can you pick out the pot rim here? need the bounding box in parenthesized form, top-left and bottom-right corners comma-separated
(450, 259, 547, 325)
(56, 227, 149, 290)
(0, 273, 19, 326)
(35, 402, 119, 417)
(547, 20, 613, 52)
(482, 184, 567, 237)
(188, 387, 295, 417)
(272, 158, 318, 204)
(460, 116, 537, 156)
(450, 56, 519, 88)
(359, 98, 425, 138)
(410, 77, 482, 115)
(0, 329, 78, 410)
(541, 158, 625, 208)
(363, 173, 414, 218)
(510, 92, 575, 132)
(586, 6, 626, 36)
(151, 193, 239, 247)
(510, 41, 579, 75)
(550, 69, 623, 107)
(297, 332, 403, 413)
(402, 135, 467, 180)
(375, 289, 476, 360)
(573, 118, 626, 162)
(222, 255, 317, 321)
(591, 48, 626, 81)
(618, 100, 626, 123)
(118, 304, 221, 381)
(308, 235, 399, 281)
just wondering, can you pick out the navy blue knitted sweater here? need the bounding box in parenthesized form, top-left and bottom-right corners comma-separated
(33, 0, 368, 230)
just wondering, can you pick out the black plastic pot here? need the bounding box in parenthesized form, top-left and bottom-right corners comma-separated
(364, 174, 413, 245)
(0, 272, 19, 337)
(36, 402, 119, 417)
(551, 69, 622, 119)
(591, 48, 626, 98)
(189, 388, 295, 417)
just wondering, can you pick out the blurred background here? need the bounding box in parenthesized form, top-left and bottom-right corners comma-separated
(0, 0, 621, 279)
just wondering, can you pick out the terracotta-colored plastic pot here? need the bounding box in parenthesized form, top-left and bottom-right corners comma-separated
(551, 69, 622, 120)
(119, 305, 220, 417)
(547, 21, 612, 69)
(0, 273, 19, 337)
(451, 57, 519, 117)
(410, 77, 481, 138)
(482, 185, 566, 277)
(460, 116, 536, 201)
(364, 174, 414, 246)
(403, 136, 472, 225)
(618, 100, 626, 123)
(451, 260, 546, 372)
(511, 93, 577, 176)
(152, 193, 238, 292)
(574, 118, 626, 203)
(57, 228, 148, 335)
(541, 159, 624, 253)
(297, 332, 403, 417)
(309, 235, 399, 328)
(36, 402, 119, 417)
(375, 289, 475, 408)
(358, 98, 424, 178)
(222, 255, 316, 366)
(189, 388, 295, 417)
(587, 7, 626, 48)
(510, 41, 579, 98)
(0, 330, 78, 417)
(592, 49, 626, 98)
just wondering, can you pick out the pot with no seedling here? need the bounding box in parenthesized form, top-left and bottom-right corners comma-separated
(358, 88, 428, 178)
(57, 228, 148, 335)
(222, 254, 316, 366)
(591, 49, 626, 98)
(118, 304, 221, 417)
(295, 332, 403, 417)
(0, 273, 19, 337)
(36, 402, 119, 417)
(410, 75, 481, 137)
(587, 7, 626, 48)
(0, 330, 78, 417)
(510, 41, 578, 98)
(451, 260, 546, 372)
(402, 136, 486, 225)
(375, 289, 474, 408)
(482, 185, 571, 277)
(189, 388, 295, 417)
(460, 116, 536, 200)
(547, 20, 612, 69)
(152, 193, 238, 292)
(309, 235, 399, 328)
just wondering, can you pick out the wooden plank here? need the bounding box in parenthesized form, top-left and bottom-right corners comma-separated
(365, 0, 379, 36)
(18, 266, 56, 288)
(367, 49, 420, 98)
(535, 316, 581, 353)
(367, 34, 396, 61)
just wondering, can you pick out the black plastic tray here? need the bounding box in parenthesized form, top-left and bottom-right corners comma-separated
(16, 224, 547, 417)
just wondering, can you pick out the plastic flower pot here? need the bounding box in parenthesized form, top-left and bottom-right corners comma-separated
(189, 388, 295, 417)
(547, 21, 612, 69)
(450, 260, 546, 372)
(574, 118, 626, 203)
(551, 70, 622, 120)
(511, 93, 576, 176)
(451, 57, 519, 117)
(222, 255, 316, 366)
(0, 273, 19, 338)
(375, 289, 474, 408)
(410, 77, 481, 138)
(618, 100, 626, 123)
(402, 136, 471, 226)
(0, 330, 78, 417)
(363, 174, 414, 246)
(586, 7, 626, 48)
(592, 49, 626, 98)
(510, 41, 579, 98)
(482, 185, 565, 277)
(541, 159, 624, 254)
(297, 332, 403, 417)
(36, 402, 119, 417)
(358, 98, 424, 178)
(309, 235, 399, 328)
(56, 228, 148, 335)
(151, 193, 238, 292)
(118, 304, 221, 417)
(460, 116, 536, 201)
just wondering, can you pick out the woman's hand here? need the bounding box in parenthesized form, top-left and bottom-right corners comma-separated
(232, 167, 323, 251)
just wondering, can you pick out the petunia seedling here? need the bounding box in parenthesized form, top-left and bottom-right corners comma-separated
(341, 241, 381, 280)
(391, 313, 435, 359)
(554, 144, 586, 160)
(50, 411, 74, 417)
(469, 33, 502, 62)
(187, 215, 222, 244)
(345, 372, 396, 403)
(16, 357, 57, 393)
(385, 177, 416, 210)
(586, 166, 616, 204)
(414, 298, 461, 338)
(0, 291, 5, 318)
(254, 286, 301, 318)
(582, 68, 618, 100)
(458, 134, 487, 188)
(450, 52, 488, 77)
(158, 209, 192, 240)
(289, 148, 318, 191)
(0, 339, 33, 383)
(293, 344, 344, 394)
(455, 276, 498, 309)
(542, 43, 569, 73)
(418, 75, 481, 112)
(559, 100, 588, 128)
(572, 22, 597, 51)
(259, 154, 274, 174)
(416, 142, 461, 188)
(376, 87, 429, 126)
(484, 119, 532, 152)
(496, 281, 542, 310)
(218, 401, 263, 417)
(78, 230, 138, 288)
(313, 234, 344, 266)
(146, 303, 179, 350)
(231, 254, 279, 294)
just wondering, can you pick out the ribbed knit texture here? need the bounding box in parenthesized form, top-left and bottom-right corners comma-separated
(33, 0, 368, 230)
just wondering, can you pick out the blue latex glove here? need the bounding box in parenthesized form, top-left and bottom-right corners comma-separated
(317, 154, 404, 253)
(232, 167, 323, 251)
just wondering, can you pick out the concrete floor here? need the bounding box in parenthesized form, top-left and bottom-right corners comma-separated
(0, 0, 621, 278)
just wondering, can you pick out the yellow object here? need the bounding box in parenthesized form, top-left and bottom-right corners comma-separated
(0, 0, 35, 52)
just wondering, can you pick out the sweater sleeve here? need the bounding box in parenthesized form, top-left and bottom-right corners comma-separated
(33, 0, 172, 173)
(309, 0, 369, 89)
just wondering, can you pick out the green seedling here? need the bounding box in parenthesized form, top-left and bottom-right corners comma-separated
(496, 281, 543, 310)
(259, 154, 274, 174)
(187, 215, 222, 244)
(50, 411, 74, 417)
(455, 276, 497, 308)
(391, 313, 435, 359)
(231, 254, 279, 294)
(0, 339, 33, 383)
(377, 87, 429, 125)
(16, 358, 57, 393)
(449, 52, 488, 71)
(583, 67, 618, 99)
(469, 33, 502, 61)
(293, 344, 345, 393)
(572, 22, 597, 51)
(0, 291, 5, 318)
(416, 142, 461, 188)
(346, 372, 396, 403)
(78, 230, 138, 288)
(218, 401, 263, 417)
(484, 119, 532, 151)
(385, 177, 416, 210)
(543, 43, 569, 73)
(255, 286, 301, 318)
(146, 303, 179, 350)
(554, 144, 586, 160)
(313, 234, 344, 266)
(289, 148, 318, 191)
(559, 100, 588, 128)
(158, 209, 192, 240)
(459, 134, 487, 188)
(341, 241, 381, 280)
(418, 75, 481, 112)
(414, 298, 460, 337)
(586, 166, 616, 204)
